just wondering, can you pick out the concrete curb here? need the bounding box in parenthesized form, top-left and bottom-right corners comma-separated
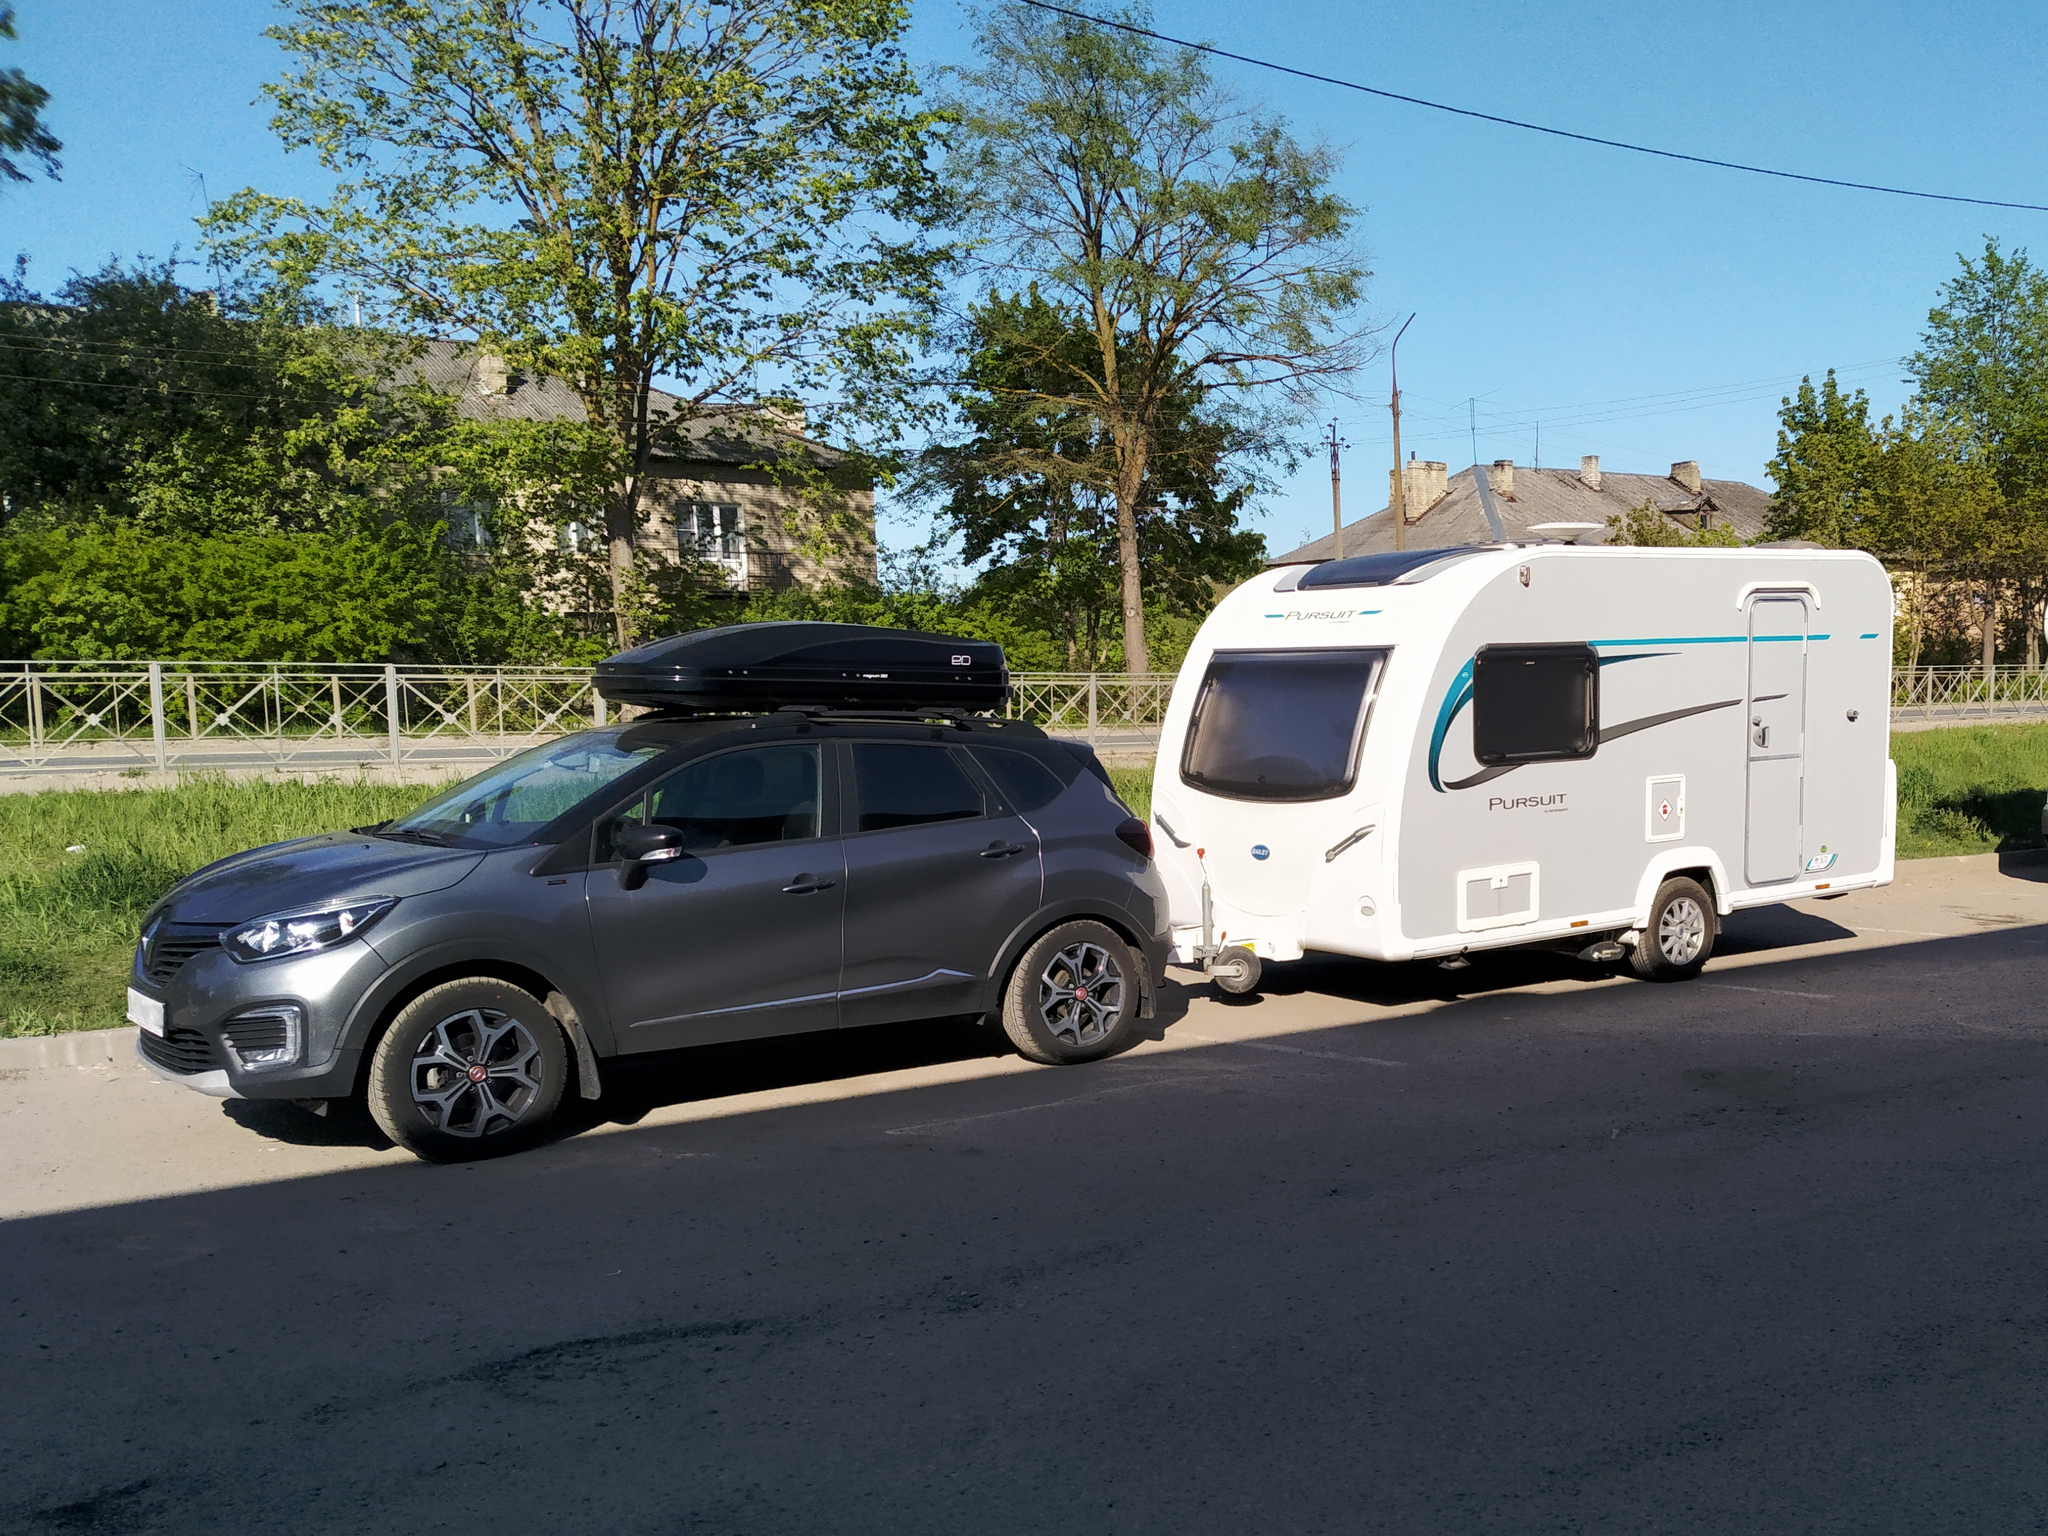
(0, 1025, 136, 1070)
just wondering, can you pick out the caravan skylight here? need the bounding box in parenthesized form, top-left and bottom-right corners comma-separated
(1294, 547, 1491, 590)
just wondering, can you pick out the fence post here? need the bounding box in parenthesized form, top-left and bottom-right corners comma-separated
(27, 668, 42, 750)
(384, 664, 402, 768)
(594, 686, 607, 727)
(1086, 673, 1098, 744)
(148, 661, 167, 774)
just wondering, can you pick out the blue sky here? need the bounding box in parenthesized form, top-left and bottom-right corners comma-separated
(4, 0, 2045, 561)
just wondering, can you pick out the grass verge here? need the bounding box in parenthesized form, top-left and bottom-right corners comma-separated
(0, 776, 447, 1038)
(5, 727, 2035, 1037)
(1891, 725, 2048, 857)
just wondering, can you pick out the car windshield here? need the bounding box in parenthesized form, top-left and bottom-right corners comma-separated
(1180, 648, 1388, 801)
(380, 733, 668, 849)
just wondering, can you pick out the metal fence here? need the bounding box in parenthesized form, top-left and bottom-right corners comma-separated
(1891, 665, 2048, 719)
(5, 657, 2047, 780)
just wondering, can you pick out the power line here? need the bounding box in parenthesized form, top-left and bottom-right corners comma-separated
(1014, 0, 2048, 214)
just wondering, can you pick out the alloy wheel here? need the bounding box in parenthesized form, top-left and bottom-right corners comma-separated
(409, 1007, 546, 1138)
(1038, 941, 1125, 1048)
(1658, 896, 1708, 967)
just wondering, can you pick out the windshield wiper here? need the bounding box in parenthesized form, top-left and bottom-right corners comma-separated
(374, 826, 453, 847)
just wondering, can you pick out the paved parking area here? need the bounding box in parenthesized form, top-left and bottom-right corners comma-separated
(6, 855, 2048, 1532)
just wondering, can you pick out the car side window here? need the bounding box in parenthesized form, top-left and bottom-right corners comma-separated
(852, 743, 985, 832)
(968, 746, 1067, 813)
(598, 743, 821, 860)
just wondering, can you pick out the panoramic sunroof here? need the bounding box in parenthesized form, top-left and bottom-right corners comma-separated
(1294, 547, 1491, 590)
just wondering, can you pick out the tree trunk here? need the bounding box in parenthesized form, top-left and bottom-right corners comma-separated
(1982, 581, 2000, 688)
(606, 481, 640, 651)
(1112, 430, 1149, 675)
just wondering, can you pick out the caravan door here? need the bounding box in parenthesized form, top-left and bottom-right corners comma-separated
(1743, 595, 1808, 884)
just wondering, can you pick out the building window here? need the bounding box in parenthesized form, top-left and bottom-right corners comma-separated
(558, 521, 590, 553)
(1471, 643, 1599, 764)
(680, 502, 746, 584)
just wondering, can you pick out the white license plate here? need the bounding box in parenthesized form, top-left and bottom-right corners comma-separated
(127, 988, 165, 1036)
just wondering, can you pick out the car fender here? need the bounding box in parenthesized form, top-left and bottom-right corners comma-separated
(341, 937, 617, 1059)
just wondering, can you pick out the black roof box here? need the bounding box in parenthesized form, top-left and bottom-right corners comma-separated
(592, 621, 1009, 714)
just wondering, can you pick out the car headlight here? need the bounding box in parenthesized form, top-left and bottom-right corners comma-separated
(224, 898, 396, 963)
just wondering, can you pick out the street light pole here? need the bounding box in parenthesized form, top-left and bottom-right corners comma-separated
(1389, 313, 1415, 552)
(1326, 420, 1349, 560)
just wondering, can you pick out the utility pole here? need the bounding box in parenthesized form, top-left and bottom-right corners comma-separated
(1389, 313, 1415, 552)
(1326, 420, 1349, 559)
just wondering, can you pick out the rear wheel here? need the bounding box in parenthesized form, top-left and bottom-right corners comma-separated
(1000, 920, 1142, 1065)
(1629, 877, 1715, 982)
(367, 978, 568, 1160)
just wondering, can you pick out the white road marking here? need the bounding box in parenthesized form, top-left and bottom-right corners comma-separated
(1180, 1033, 1404, 1067)
(885, 1073, 1223, 1136)
(1700, 982, 1836, 1000)
(1851, 925, 1961, 938)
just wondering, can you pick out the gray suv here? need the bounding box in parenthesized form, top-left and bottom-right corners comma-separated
(130, 711, 1168, 1159)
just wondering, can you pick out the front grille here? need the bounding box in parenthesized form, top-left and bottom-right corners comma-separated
(139, 1025, 223, 1075)
(143, 927, 221, 985)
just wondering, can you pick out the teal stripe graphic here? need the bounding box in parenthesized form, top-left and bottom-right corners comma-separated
(1590, 634, 1829, 645)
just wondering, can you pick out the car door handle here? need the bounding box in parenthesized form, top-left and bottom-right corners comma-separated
(980, 841, 1028, 858)
(781, 875, 837, 894)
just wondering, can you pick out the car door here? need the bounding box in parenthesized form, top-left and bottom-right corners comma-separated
(586, 741, 844, 1052)
(837, 739, 1044, 1028)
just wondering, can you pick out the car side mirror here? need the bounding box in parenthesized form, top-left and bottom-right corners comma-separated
(616, 823, 684, 889)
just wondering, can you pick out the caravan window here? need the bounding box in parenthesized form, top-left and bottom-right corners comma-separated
(1180, 649, 1387, 802)
(1471, 644, 1599, 764)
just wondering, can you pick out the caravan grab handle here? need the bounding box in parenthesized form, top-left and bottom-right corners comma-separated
(1324, 825, 1376, 863)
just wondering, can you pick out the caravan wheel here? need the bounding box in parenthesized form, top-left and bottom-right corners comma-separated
(1209, 945, 1262, 996)
(1629, 877, 1714, 983)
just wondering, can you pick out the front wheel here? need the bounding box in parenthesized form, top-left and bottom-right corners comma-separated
(367, 978, 568, 1160)
(999, 920, 1143, 1065)
(1629, 877, 1715, 982)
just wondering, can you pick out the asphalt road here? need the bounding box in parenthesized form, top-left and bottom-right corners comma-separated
(5, 856, 2048, 1534)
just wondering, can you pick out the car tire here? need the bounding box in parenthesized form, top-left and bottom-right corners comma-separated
(1629, 876, 1715, 983)
(999, 919, 1143, 1065)
(367, 978, 569, 1161)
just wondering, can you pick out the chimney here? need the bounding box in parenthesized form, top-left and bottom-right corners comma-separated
(1670, 460, 1701, 494)
(476, 350, 508, 397)
(1488, 459, 1515, 498)
(1387, 460, 1448, 523)
(1579, 454, 1602, 492)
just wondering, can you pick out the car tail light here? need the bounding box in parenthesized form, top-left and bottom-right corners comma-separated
(1114, 816, 1152, 859)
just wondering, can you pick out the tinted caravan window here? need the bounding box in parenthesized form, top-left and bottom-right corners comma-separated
(1180, 649, 1387, 802)
(1471, 643, 1599, 764)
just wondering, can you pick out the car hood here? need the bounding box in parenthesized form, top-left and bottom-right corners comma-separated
(157, 833, 488, 926)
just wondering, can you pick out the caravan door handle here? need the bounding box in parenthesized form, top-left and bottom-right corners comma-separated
(1751, 718, 1770, 747)
(980, 841, 1028, 859)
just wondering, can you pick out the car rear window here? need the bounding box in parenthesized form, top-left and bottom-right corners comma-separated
(852, 744, 986, 832)
(968, 747, 1068, 813)
(1180, 648, 1388, 802)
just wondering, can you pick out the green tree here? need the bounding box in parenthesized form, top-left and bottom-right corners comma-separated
(1905, 239, 2048, 672)
(1764, 370, 1885, 546)
(208, 0, 952, 647)
(1604, 500, 1742, 548)
(918, 288, 1263, 667)
(0, 4, 60, 183)
(947, 1, 1367, 674)
(0, 261, 452, 534)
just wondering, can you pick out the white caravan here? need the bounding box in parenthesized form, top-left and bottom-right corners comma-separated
(1148, 543, 1895, 991)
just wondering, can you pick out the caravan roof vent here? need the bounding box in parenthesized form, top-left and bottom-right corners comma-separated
(593, 621, 1009, 715)
(1296, 547, 1494, 591)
